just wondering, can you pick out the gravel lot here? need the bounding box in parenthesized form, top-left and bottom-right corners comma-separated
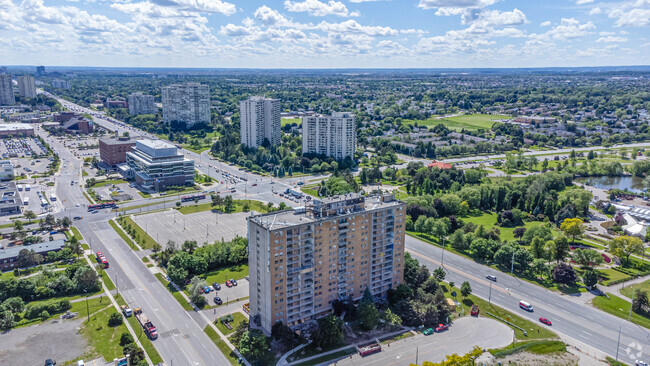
(0, 318, 88, 366)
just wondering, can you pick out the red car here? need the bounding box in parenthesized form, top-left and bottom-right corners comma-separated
(225, 280, 233, 287)
(435, 324, 448, 332)
(539, 317, 552, 326)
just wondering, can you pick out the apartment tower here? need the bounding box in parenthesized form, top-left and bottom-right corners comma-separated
(17, 75, 36, 98)
(240, 96, 281, 148)
(161, 83, 210, 127)
(129, 92, 156, 115)
(0, 74, 14, 106)
(247, 193, 405, 334)
(302, 112, 356, 159)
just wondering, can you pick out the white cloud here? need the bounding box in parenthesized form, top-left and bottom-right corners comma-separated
(589, 7, 602, 15)
(219, 23, 251, 36)
(149, 0, 236, 15)
(609, 8, 650, 27)
(540, 21, 551, 26)
(576, 0, 594, 4)
(284, 0, 356, 17)
(316, 19, 398, 36)
(463, 9, 528, 27)
(532, 18, 595, 41)
(596, 36, 628, 42)
(254, 5, 293, 26)
(599, 31, 615, 35)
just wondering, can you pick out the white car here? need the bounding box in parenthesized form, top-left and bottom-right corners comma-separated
(636, 361, 649, 366)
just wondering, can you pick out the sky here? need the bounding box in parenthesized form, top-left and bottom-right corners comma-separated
(1, 0, 649, 68)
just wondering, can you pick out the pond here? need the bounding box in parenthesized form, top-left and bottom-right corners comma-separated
(575, 175, 646, 193)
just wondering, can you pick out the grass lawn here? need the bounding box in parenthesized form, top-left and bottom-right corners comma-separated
(444, 285, 557, 340)
(461, 212, 550, 242)
(281, 118, 301, 127)
(81, 305, 129, 362)
(109, 219, 138, 251)
(300, 185, 319, 197)
(177, 200, 270, 215)
(598, 268, 633, 286)
(592, 293, 650, 329)
(89, 179, 128, 188)
(200, 264, 249, 284)
(97, 267, 116, 291)
(118, 216, 157, 249)
(117, 200, 174, 213)
(215, 312, 247, 336)
(204, 325, 239, 366)
(403, 114, 510, 132)
(154, 273, 194, 311)
(620, 279, 650, 299)
(491, 340, 567, 358)
(12, 295, 107, 329)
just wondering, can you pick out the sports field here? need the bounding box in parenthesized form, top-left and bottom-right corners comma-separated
(403, 114, 510, 131)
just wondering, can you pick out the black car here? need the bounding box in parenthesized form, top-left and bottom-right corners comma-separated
(213, 283, 221, 291)
(45, 360, 56, 366)
(214, 296, 223, 305)
(231, 279, 238, 286)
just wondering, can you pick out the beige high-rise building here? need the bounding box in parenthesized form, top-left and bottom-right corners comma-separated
(302, 112, 356, 160)
(161, 83, 210, 127)
(17, 75, 36, 98)
(247, 193, 405, 334)
(0, 74, 14, 106)
(129, 92, 156, 115)
(240, 96, 281, 148)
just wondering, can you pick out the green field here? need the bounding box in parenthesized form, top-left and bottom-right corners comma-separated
(177, 199, 270, 215)
(281, 118, 301, 127)
(403, 114, 510, 131)
(461, 212, 550, 242)
(204, 326, 239, 365)
(620, 279, 650, 299)
(200, 264, 249, 284)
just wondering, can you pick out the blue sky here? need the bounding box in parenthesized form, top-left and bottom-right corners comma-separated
(1, 0, 648, 68)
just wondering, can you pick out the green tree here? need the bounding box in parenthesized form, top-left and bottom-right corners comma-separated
(73, 266, 100, 293)
(460, 281, 472, 298)
(531, 258, 548, 280)
(632, 290, 649, 315)
(108, 312, 123, 326)
(188, 276, 207, 307)
(531, 237, 546, 259)
(572, 249, 603, 269)
(24, 210, 36, 223)
(224, 195, 235, 213)
(0, 310, 15, 331)
(433, 267, 446, 282)
(151, 241, 162, 255)
(609, 236, 645, 265)
(311, 314, 344, 349)
(238, 329, 269, 361)
(167, 264, 188, 285)
(357, 288, 379, 330)
(582, 270, 598, 289)
(383, 307, 402, 326)
(120, 332, 134, 346)
(560, 218, 585, 245)
(2, 297, 25, 313)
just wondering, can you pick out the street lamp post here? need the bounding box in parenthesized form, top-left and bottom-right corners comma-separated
(629, 287, 635, 321)
(415, 346, 419, 365)
(615, 323, 622, 362)
(489, 281, 492, 304)
(511, 252, 515, 274)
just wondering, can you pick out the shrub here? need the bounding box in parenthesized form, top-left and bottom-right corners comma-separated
(120, 332, 134, 346)
(108, 312, 123, 326)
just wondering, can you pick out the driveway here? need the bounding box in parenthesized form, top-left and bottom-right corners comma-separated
(331, 317, 513, 366)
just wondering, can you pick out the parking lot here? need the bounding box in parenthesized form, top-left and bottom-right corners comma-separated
(132, 210, 250, 247)
(91, 182, 140, 202)
(201, 279, 249, 307)
(0, 137, 47, 158)
(60, 135, 100, 159)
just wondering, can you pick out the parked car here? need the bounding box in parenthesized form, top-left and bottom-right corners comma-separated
(435, 324, 448, 332)
(73, 216, 83, 220)
(636, 361, 648, 366)
(486, 274, 497, 281)
(214, 296, 223, 305)
(225, 280, 233, 287)
(539, 317, 552, 326)
(199, 287, 205, 294)
(45, 360, 56, 366)
(204, 286, 211, 293)
(423, 328, 434, 335)
(213, 283, 221, 291)
(519, 300, 534, 312)
(231, 279, 238, 286)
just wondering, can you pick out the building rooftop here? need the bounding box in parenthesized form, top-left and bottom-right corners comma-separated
(0, 239, 66, 261)
(0, 123, 34, 131)
(249, 194, 403, 230)
(137, 139, 175, 150)
(100, 136, 138, 145)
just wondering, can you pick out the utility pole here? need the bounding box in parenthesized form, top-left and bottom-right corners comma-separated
(441, 238, 445, 267)
(489, 281, 492, 304)
(615, 323, 622, 362)
(511, 252, 515, 274)
(415, 346, 419, 365)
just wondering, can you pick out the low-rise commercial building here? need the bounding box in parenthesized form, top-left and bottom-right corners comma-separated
(99, 136, 137, 166)
(0, 239, 66, 271)
(248, 193, 405, 334)
(62, 117, 93, 134)
(0, 123, 34, 138)
(125, 139, 194, 191)
(0, 161, 14, 181)
(0, 181, 21, 215)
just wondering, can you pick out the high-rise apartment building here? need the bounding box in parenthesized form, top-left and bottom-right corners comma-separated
(240, 96, 281, 148)
(302, 112, 356, 160)
(0, 74, 14, 106)
(161, 83, 210, 127)
(128, 92, 156, 115)
(36, 66, 45, 76)
(17, 75, 36, 98)
(51, 79, 70, 89)
(248, 193, 405, 334)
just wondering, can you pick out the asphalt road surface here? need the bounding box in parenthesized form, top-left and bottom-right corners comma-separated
(406, 236, 650, 363)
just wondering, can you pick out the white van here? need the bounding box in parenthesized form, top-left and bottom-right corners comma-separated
(519, 300, 534, 312)
(77, 361, 85, 366)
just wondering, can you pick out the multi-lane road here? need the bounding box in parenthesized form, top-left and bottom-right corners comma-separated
(38, 92, 650, 365)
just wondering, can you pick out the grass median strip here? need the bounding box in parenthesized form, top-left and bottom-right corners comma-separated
(117, 216, 156, 249)
(154, 273, 194, 311)
(109, 219, 138, 251)
(204, 325, 239, 366)
(177, 199, 270, 215)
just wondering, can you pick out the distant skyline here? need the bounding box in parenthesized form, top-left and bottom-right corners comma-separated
(1, 0, 649, 69)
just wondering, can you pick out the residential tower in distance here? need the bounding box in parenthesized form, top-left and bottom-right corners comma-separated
(0, 74, 14, 106)
(129, 92, 156, 115)
(302, 112, 356, 159)
(161, 83, 210, 127)
(17, 75, 36, 98)
(240, 96, 281, 148)
(51, 79, 70, 89)
(247, 193, 405, 334)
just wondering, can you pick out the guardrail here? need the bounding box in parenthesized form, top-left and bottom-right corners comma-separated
(486, 311, 527, 336)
